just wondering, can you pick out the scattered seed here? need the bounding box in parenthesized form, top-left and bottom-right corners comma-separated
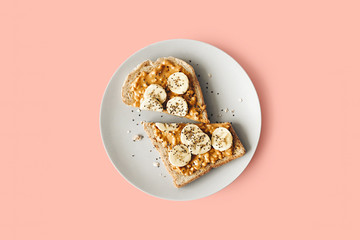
(208, 73, 212, 78)
(137, 109, 141, 112)
(153, 162, 160, 168)
(238, 98, 243, 102)
(127, 130, 131, 134)
(224, 108, 229, 113)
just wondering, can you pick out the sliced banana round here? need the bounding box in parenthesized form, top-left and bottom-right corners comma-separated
(140, 98, 163, 112)
(143, 84, 167, 103)
(188, 132, 211, 155)
(211, 127, 233, 151)
(180, 124, 203, 145)
(167, 72, 189, 94)
(155, 123, 179, 132)
(166, 96, 188, 117)
(168, 144, 191, 167)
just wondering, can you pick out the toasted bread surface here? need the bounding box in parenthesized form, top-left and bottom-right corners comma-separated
(121, 57, 209, 123)
(143, 122, 246, 188)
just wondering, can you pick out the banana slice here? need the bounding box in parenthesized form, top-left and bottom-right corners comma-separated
(143, 84, 167, 103)
(168, 144, 191, 167)
(140, 98, 163, 112)
(188, 132, 211, 155)
(180, 124, 203, 145)
(211, 127, 233, 151)
(166, 96, 188, 117)
(155, 123, 179, 132)
(167, 72, 189, 94)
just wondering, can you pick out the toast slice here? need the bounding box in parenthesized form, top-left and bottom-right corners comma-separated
(121, 56, 209, 123)
(143, 122, 246, 188)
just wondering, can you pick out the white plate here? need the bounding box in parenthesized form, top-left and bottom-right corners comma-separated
(100, 39, 261, 201)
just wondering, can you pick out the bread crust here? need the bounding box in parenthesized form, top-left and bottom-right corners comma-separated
(121, 57, 209, 123)
(143, 122, 246, 188)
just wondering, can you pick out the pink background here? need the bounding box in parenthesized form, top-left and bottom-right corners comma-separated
(1, 0, 359, 239)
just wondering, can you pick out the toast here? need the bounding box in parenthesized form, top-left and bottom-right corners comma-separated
(143, 122, 246, 188)
(121, 57, 209, 123)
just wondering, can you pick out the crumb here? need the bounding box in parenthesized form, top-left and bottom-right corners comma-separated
(137, 109, 141, 112)
(153, 162, 160, 168)
(231, 109, 235, 113)
(218, 114, 222, 117)
(238, 98, 243, 102)
(208, 73, 212, 78)
(133, 134, 143, 142)
(224, 108, 229, 113)
(127, 130, 131, 134)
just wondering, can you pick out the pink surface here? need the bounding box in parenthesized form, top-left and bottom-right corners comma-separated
(1, 0, 360, 239)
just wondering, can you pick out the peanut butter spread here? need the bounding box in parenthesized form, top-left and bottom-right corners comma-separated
(130, 60, 206, 121)
(151, 123, 233, 176)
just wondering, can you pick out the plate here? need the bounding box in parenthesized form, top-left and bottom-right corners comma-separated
(100, 39, 261, 201)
